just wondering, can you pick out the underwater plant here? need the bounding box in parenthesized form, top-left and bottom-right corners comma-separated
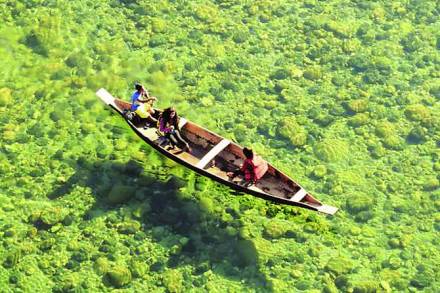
(314, 139, 349, 162)
(0, 0, 439, 291)
(276, 117, 308, 147)
(105, 265, 132, 288)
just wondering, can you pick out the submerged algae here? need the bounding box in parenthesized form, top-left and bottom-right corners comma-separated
(105, 265, 132, 288)
(1, 0, 440, 291)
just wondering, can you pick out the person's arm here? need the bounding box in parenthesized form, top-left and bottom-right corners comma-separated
(159, 118, 172, 133)
(145, 96, 157, 104)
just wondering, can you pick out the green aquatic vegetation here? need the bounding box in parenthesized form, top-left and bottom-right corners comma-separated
(52, 272, 83, 292)
(346, 194, 375, 214)
(117, 220, 141, 235)
(303, 222, 323, 234)
(428, 84, 440, 99)
(130, 258, 148, 278)
(314, 139, 349, 162)
(263, 219, 288, 239)
(407, 126, 428, 144)
(30, 206, 69, 228)
(3, 229, 15, 238)
(422, 176, 439, 191)
(162, 269, 183, 293)
(234, 239, 258, 267)
(2, 130, 16, 143)
(107, 184, 136, 205)
(347, 99, 368, 113)
(94, 257, 111, 275)
(325, 257, 353, 276)
(350, 280, 380, 293)
(0, 87, 12, 106)
(374, 121, 396, 138)
(387, 238, 402, 250)
(276, 117, 308, 147)
(105, 265, 132, 288)
(22, 21, 62, 57)
(382, 135, 404, 150)
(354, 211, 374, 223)
(294, 279, 311, 290)
(380, 269, 406, 290)
(270, 68, 292, 80)
(0, 0, 439, 291)
(348, 113, 370, 127)
(3, 249, 21, 268)
(410, 264, 437, 289)
(323, 279, 339, 293)
(404, 104, 431, 123)
(324, 19, 358, 39)
(199, 197, 215, 214)
(312, 165, 327, 178)
(303, 66, 323, 81)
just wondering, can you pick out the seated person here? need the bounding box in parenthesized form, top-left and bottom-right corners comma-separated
(130, 83, 149, 111)
(158, 107, 191, 153)
(227, 148, 268, 185)
(134, 96, 158, 128)
(130, 83, 158, 128)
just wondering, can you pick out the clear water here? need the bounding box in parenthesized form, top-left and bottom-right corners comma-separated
(0, 0, 439, 291)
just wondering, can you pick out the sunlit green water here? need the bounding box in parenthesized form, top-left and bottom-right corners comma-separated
(0, 0, 439, 291)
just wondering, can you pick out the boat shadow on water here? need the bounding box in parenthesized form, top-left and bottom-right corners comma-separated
(48, 158, 274, 291)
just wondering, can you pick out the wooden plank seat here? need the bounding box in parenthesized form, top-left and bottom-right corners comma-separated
(196, 139, 230, 169)
(290, 188, 307, 202)
(176, 151, 200, 165)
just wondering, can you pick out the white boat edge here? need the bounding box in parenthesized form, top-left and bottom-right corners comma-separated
(96, 88, 116, 107)
(317, 205, 338, 215)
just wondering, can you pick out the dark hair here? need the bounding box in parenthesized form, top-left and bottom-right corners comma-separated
(135, 83, 143, 91)
(161, 107, 179, 128)
(243, 147, 253, 159)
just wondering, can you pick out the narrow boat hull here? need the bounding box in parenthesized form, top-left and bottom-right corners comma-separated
(96, 88, 338, 215)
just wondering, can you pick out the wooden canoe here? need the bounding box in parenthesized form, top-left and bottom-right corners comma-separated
(96, 88, 338, 215)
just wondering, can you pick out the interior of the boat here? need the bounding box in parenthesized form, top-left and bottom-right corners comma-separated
(110, 98, 320, 205)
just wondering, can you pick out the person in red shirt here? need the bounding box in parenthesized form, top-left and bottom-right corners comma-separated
(227, 148, 268, 185)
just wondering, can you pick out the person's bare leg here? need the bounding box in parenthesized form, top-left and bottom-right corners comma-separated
(174, 130, 191, 152)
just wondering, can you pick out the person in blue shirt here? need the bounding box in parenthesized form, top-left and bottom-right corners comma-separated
(128, 83, 159, 128)
(130, 83, 156, 111)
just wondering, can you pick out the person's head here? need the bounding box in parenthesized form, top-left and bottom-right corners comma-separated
(163, 107, 177, 122)
(243, 147, 254, 159)
(135, 83, 144, 93)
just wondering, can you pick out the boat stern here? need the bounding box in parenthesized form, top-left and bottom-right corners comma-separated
(317, 204, 338, 215)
